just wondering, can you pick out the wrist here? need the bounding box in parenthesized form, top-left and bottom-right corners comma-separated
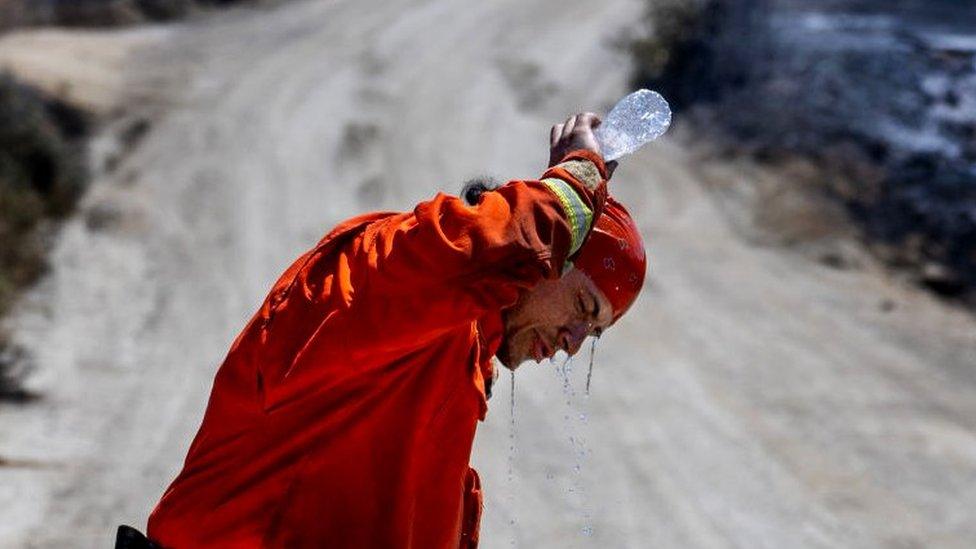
(556, 149, 608, 181)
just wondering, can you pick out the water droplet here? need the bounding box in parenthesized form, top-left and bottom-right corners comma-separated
(507, 369, 517, 546)
(510, 369, 516, 423)
(585, 337, 598, 395)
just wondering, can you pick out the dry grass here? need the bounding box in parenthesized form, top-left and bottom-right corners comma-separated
(0, 72, 88, 399)
(0, 0, 274, 29)
(628, 0, 975, 301)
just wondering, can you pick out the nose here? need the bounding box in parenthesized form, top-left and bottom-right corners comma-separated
(558, 322, 591, 357)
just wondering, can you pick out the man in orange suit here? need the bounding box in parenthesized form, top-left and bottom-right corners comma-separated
(124, 112, 647, 548)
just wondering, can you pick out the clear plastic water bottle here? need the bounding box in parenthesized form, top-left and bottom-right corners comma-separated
(594, 89, 671, 161)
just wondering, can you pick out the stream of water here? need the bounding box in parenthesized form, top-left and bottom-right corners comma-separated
(506, 341, 601, 544)
(557, 350, 595, 538)
(507, 369, 516, 547)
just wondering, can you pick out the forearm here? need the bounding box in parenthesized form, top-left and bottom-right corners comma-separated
(537, 148, 608, 259)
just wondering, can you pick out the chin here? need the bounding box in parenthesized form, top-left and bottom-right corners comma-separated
(494, 342, 526, 371)
(500, 359, 526, 372)
(495, 350, 518, 371)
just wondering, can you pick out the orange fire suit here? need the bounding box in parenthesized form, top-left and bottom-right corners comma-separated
(147, 150, 608, 548)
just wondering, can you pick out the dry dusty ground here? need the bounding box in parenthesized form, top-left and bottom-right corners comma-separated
(1, 0, 975, 547)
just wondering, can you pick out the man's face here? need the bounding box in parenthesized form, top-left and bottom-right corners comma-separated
(497, 267, 614, 370)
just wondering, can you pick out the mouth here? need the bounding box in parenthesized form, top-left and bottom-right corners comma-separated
(531, 330, 554, 364)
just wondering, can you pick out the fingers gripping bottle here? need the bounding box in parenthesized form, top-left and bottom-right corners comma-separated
(594, 89, 672, 162)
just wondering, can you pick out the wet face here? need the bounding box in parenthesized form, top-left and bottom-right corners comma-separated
(496, 267, 614, 370)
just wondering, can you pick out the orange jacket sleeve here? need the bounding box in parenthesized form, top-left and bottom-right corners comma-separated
(345, 150, 609, 352)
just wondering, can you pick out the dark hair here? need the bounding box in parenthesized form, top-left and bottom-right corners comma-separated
(460, 177, 500, 206)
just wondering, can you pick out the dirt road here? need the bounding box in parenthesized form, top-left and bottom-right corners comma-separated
(2, 0, 975, 547)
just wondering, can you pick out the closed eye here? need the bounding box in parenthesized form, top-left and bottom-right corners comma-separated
(576, 293, 588, 317)
(586, 290, 603, 338)
(578, 291, 602, 330)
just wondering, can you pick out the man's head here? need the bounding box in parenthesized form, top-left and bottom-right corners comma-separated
(497, 197, 646, 370)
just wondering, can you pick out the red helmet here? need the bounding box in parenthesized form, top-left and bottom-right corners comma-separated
(574, 196, 647, 323)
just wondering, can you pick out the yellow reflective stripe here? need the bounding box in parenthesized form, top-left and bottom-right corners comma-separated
(541, 177, 593, 255)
